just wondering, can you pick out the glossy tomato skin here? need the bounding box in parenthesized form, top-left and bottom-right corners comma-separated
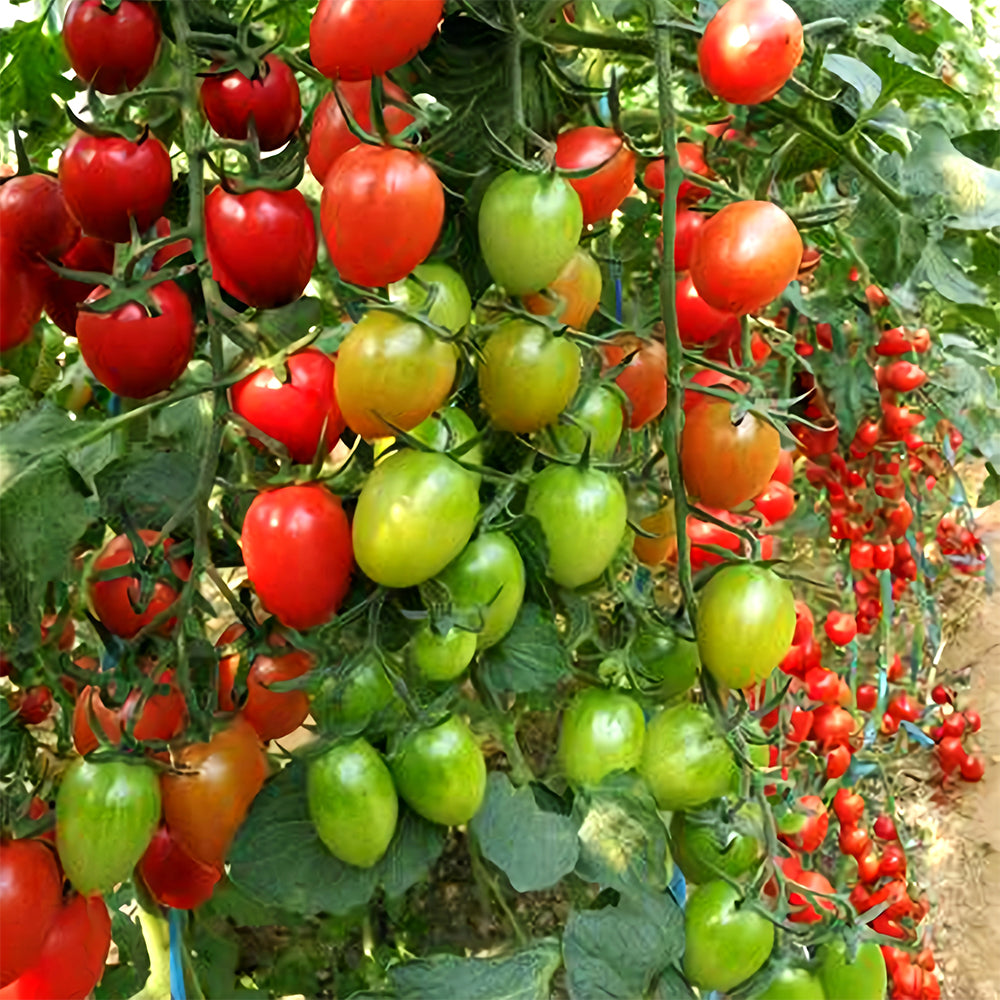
(689, 201, 803, 315)
(308, 78, 413, 183)
(549, 385, 624, 460)
(0, 893, 111, 1000)
(522, 248, 602, 330)
(312, 652, 395, 729)
(697, 564, 796, 689)
(602, 334, 668, 429)
(321, 145, 443, 287)
(554, 126, 636, 225)
(479, 320, 581, 433)
(59, 130, 172, 243)
(749, 966, 826, 1000)
(41, 235, 115, 335)
(753, 480, 796, 523)
(335, 310, 457, 440)
(137, 825, 221, 910)
(817, 940, 886, 1000)
(389, 262, 472, 334)
(88, 529, 191, 638)
(436, 532, 526, 649)
(684, 880, 774, 992)
(682, 400, 780, 510)
(161, 717, 268, 868)
(673, 209, 706, 271)
(0, 240, 47, 352)
(56, 758, 161, 895)
(698, 0, 804, 105)
(670, 803, 764, 884)
(478, 171, 583, 295)
(392, 716, 486, 827)
(310, 0, 443, 81)
(242, 484, 353, 631)
(0, 174, 80, 259)
(206, 186, 317, 308)
(353, 451, 479, 589)
(525, 465, 627, 588)
(410, 624, 477, 681)
(0, 840, 62, 988)
(308, 738, 398, 868)
(629, 626, 699, 699)
(410, 405, 483, 468)
(640, 702, 734, 810)
(558, 688, 646, 787)
(217, 625, 314, 742)
(63, 0, 160, 94)
(201, 55, 301, 151)
(231, 348, 344, 464)
(77, 281, 194, 398)
(644, 143, 713, 205)
(676, 272, 740, 347)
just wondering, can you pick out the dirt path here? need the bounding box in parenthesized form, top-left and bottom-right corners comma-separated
(925, 501, 1000, 1000)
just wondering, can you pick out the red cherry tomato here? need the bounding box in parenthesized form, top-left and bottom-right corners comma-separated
(151, 217, 193, 270)
(788, 706, 813, 743)
(856, 684, 877, 712)
(643, 142, 714, 205)
(0, 239, 47, 352)
(879, 842, 907, 878)
(832, 789, 865, 826)
(824, 609, 857, 646)
(9, 687, 54, 725)
(0, 174, 80, 260)
(937, 735, 966, 774)
(675, 272, 741, 347)
(881, 360, 928, 393)
(62, 0, 160, 94)
(41, 235, 115, 335)
(964, 710, 982, 733)
(752, 480, 795, 523)
(873, 814, 898, 841)
(673, 209, 706, 271)
(555, 127, 636, 226)
(771, 449, 794, 485)
(137, 825, 221, 910)
(77, 280, 195, 399)
(826, 744, 851, 779)
(601, 334, 667, 429)
(812, 704, 855, 748)
(59, 130, 172, 243)
(875, 326, 913, 356)
(201, 55, 301, 151)
(320, 145, 444, 287)
(777, 795, 828, 853)
(805, 667, 841, 705)
(856, 849, 881, 884)
(838, 824, 871, 858)
(241, 484, 353, 631)
(960, 754, 985, 782)
(698, 0, 804, 105)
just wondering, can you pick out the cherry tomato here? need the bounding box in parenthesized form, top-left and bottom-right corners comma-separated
(310, 0, 443, 81)
(689, 200, 803, 315)
(856, 684, 877, 712)
(766, 856, 836, 924)
(833, 788, 865, 826)
(777, 795, 828, 853)
(960, 754, 985, 781)
(525, 464, 627, 588)
(698, 0, 804, 105)
(673, 209, 707, 271)
(753, 480, 795, 523)
(522, 248, 602, 329)
(558, 688, 645, 787)
(354, 450, 479, 588)
(480, 319, 581, 433)
(554, 126, 636, 225)
(643, 142, 714, 205)
(388, 261, 472, 333)
(137, 825, 221, 910)
(409, 624, 477, 681)
(201, 55, 301, 151)
(838, 825, 871, 858)
(818, 939, 886, 1000)
(161, 717, 268, 867)
(0, 174, 79, 260)
(824, 609, 857, 646)
(321, 145, 444, 287)
(0, 241, 46, 352)
(882, 360, 927, 393)
(231, 348, 344, 464)
(59, 130, 172, 243)
(308, 78, 414, 183)
(62, 0, 160, 94)
(478, 170, 583, 295)
(670, 803, 763, 884)
(409, 405, 483, 467)
(629, 625, 699, 699)
(312, 652, 396, 730)
(601, 334, 667, 429)
(812, 704, 856, 748)
(750, 966, 826, 1000)
(676, 272, 741, 347)
(218, 626, 314, 742)
(550, 384, 624, 459)
(88, 529, 191, 638)
(56, 758, 161, 895)
(77, 280, 195, 398)
(0, 840, 62, 988)
(308, 738, 399, 867)
(826, 744, 852, 779)
(682, 400, 780, 510)
(242, 484, 353, 630)
(41, 235, 114, 335)
(391, 716, 486, 826)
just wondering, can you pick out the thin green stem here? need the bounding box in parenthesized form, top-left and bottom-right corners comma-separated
(508, 0, 526, 158)
(651, 1, 696, 624)
(127, 908, 171, 1000)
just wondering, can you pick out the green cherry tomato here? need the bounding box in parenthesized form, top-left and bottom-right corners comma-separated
(629, 626, 700, 700)
(558, 687, 646, 787)
(817, 939, 886, 1000)
(312, 652, 396, 730)
(388, 261, 472, 333)
(525, 464, 627, 588)
(683, 880, 775, 993)
(697, 563, 796, 689)
(409, 405, 483, 469)
(353, 450, 480, 588)
(392, 716, 486, 826)
(478, 170, 583, 295)
(479, 320, 581, 434)
(410, 624, 477, 681)
(307, 738, 399, 868)
(670, 802, 765, 884)
(750, 965, 827, 1000)
(436, 532, 526, 649)
(548, 384, 624, 459)
(56, 758, 161, 895)
(639, 702, 734, 811)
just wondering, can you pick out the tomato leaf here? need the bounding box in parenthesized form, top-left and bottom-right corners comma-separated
(563, 888, 684, 1000)
(650, 965, 698, 1000)
(470, 773, 580, 892)
(374, 807, 447, 900)
(478, 603, 570, 695)
(95, 451, 200, 533)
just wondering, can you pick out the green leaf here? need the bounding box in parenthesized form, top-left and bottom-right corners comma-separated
(951, 130, 1000, 169)
(865, 47, 964, 110)
(651, 965, 698, 1000)
(979, 464, 1000, 507)
(470, 773, 579, 892)
(374, 806, 447, 900)
(787, 0, 880, 22)
(908, 240, 986, 306)
(563, 890, 684, 1000)
(387, 939, 562, 1000)
(94, 451, 200, 532)
(823, 53, 882, 109)
(478, 603, 570, 695)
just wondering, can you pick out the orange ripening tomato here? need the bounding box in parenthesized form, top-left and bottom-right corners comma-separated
(522, 248, 602, 329)
(601, 334, 667, 429)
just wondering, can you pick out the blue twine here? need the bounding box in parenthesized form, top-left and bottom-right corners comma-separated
(668, 864, 686, 907)
(168, 908, 186, 1000)
(108, 394, 122, 416)
(614, 274, 623, 325)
